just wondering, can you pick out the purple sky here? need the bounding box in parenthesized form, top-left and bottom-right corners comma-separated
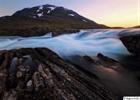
(0, 0, 139, 27)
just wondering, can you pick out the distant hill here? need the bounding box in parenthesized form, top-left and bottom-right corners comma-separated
(0, 4, 109, 36)
(132, 25, 140, 28)
(110, 27, 124, 29)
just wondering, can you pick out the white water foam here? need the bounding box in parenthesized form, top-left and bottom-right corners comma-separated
(0, 29, 138, 60)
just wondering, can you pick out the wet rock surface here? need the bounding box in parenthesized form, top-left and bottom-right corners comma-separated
(0, 48, 116, 100)
(68, 53, 140, 99)
(119, 30, 140, 68)
(120, 34, 140, 57)
(119, 34, 140, 94)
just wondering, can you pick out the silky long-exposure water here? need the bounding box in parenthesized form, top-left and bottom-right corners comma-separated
(0, 29, 136, 60)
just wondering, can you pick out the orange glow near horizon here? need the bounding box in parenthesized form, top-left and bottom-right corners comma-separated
(0, 0, 140, 27)
(94, 8, 139, 27)
(76, 0, 140, 27)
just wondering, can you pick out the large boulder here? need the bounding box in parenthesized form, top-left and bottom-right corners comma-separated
(120, 34, 140, 56)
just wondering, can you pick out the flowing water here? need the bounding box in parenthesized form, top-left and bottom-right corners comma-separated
(1, 29, 138, 60)
(0, 29, 140, 97)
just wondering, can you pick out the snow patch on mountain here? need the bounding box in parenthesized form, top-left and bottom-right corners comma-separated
(48, 6, 56, 11)
(37, 6, 43, 12)
(47, 10, 51, 14)
(82, 19, 87, 22)
(69, 14, 75, 16)
(37, 12, 43, 17)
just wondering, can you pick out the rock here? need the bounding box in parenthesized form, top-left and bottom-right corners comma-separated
(120, 34, 140, 58)
(0, 48, 116, 100)
(3, 90, 17, 100)
(69, 53, 140, 98)
(83, 53, 121, 70)
(26, 80, 33, 88)
(119, 34, 140, 70)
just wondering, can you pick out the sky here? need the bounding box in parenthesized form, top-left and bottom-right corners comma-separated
(0, 0, 139, 27)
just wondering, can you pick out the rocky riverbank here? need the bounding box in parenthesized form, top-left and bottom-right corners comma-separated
(0, 48, 116, 100)
(0, 29, 140, 100)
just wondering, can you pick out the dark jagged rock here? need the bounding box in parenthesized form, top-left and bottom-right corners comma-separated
(0, 48, 116, 100)
(70, 53, 140, 98)
(120, 34, 140, 57)
(83, 53, 121, 70)
(120, 34, 140, 70)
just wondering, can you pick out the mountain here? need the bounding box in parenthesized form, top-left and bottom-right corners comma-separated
(0, 4, 109, 36)
(13, 4, 93, 21)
